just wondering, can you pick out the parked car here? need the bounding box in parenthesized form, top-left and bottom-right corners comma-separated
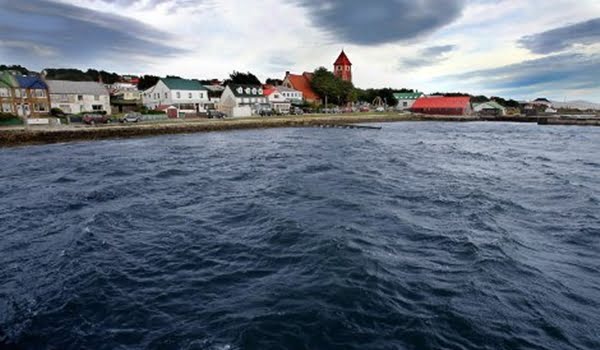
(208, 110, 226, 119)
(83, 114, 110, 125)
(359, 106, 370, 112)
(259, 108, 274, 117)
(120, 112, 142, 123)
(375, 106, 385, 112)
(290, 107, 304, 115)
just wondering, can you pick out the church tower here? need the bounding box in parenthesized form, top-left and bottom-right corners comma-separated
(333, 50, 352, 83)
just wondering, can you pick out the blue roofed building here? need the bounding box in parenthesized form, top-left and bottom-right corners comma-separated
(0, 72, 51, 117)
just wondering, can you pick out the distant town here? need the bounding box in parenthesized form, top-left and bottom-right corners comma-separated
(1, 50, 599, 128)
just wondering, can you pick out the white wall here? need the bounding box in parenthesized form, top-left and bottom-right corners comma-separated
(50, 93, 111, 114)
(143, 80, 209, 111)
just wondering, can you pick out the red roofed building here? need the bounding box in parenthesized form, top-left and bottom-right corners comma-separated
(333, 50, 352, 83)
(282, 72, 321, 104)
(410, 96, 472, 115)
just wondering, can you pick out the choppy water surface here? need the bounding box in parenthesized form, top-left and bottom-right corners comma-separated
(1, 122, 599, 350)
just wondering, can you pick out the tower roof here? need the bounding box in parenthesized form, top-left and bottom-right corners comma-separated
(334, 50, 352, 66)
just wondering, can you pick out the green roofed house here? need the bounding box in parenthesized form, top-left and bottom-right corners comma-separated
(142, 78, 209, 117)
(473, 101, 506, 116)
(394, 91, 424, 110)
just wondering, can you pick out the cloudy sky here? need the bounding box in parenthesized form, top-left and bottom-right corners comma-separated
(1, 0, 599, 101)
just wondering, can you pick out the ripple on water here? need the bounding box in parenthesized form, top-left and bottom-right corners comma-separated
(1, 123, 599, 350)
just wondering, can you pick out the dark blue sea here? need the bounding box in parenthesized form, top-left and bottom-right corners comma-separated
(1, 122, 599, 350)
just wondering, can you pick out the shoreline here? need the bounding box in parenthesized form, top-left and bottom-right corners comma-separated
(0, 113, 597, 147)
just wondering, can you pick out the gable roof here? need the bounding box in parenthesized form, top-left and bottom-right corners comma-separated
(14, 75, 48, 89)
(334, 50, 352, 66)
(0, 72, 17, 88)
(474, 101, 506, 110)
(227, 84, 264, 98)
(285, 72, 319, 101)
(411, 96, 471, 109)
(394, 92, 423, 100)
(161, 78, 206, 91)
(47, 80, 109, 95)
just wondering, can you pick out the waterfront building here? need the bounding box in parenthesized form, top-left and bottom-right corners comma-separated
(219, 84, 267, 118)
(333, 50, 352, 83)
(410, 96, 472, 115)
(263, 86, 292, 114)
(0, 72, 50, 117)
(47, 80, 111, 115)
(142, 78, 209, 114)
(473, 101, 506, 116)
(394, 91, 424, 110)
(282, 72, 320, 104)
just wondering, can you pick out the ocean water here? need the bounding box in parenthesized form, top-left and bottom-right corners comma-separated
(0, 122, 599, 350)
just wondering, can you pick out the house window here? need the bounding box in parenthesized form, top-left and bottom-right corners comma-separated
(34, 103, 48, 112)
(2, 103, 12, 112)
(15, 89, 21, 98)
(346, 66, 350, 71)
(35, 90, 46, 98)
(199, 93, 204, 99)
(0, 88, 9, 97)
(78, 95, 83, 101)
(403, 102, 408, 107)
(164, 92, 168, 98)
(94, 95, 100, 101)
(189, 92, 192, 99)
(176, 92, 181, 98)
(92, 105, 103, 111)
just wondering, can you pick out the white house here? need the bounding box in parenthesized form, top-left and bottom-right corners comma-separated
(275, 86, 303, 103)
(142, 78, 209, 114)
(473, 101, 506, 116)
(219, 84, 267, 118)
(264, 87, 291, 114)
(46, 80, 111, 115)
(394, 91, 423, 110)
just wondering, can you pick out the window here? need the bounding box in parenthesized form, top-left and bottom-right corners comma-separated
(199, 93, 204, 99)
(2, 103, 12, 113)
(176, 92, 181, 98)
(403, 102, 408, 107)
(92, 105, 103, 111)
(164, 92, 168, 99)
(34, 103, 48, 112)
(15, 89, 21, 98)
(35, 90, 46, 98)
(189, 92, 192, 99)
(78, 95, 83, 101)
(94, 95, 100, 101)
(0, 88, 9, 97)
(346, 66, 350, 71)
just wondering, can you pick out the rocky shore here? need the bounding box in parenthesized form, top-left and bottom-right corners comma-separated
(0, 113, 597, 147)
(0, 114, 476, 147)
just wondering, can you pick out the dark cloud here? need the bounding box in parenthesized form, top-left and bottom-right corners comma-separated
(399, 45, 456, 69)
(0, 0, 184, 69)
(519, 18, 600, 54)
(446, 53, 600, 93)
(295, 0, 465, 45)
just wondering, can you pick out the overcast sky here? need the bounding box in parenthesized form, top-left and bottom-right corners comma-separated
(1, 0, 599, 101)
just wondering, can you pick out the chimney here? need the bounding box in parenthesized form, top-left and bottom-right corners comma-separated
(285, 71, 290, 76)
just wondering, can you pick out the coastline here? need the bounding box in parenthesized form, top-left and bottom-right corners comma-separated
(0, 113, 596, 147)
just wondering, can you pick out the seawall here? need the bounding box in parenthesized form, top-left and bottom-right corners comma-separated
(0, 114, 476, 147)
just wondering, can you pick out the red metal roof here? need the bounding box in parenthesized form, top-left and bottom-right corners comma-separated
(334, 50, 352, 66)
(285, 72, 320, 101)
(411, 96, 471, 109)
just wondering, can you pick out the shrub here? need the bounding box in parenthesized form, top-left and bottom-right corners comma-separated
(50, 107, 65, 117)
(0, 112, 18, 120)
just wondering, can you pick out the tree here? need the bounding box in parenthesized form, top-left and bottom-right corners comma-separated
(310, 67, 355, 105)
(266, 78, 283, 86)
(355, 88, 399, 106)
(137, 75, 160, 90)
(0, 64, 30, 74)
(224, 71, 261, 85)
(471, 95, 490, 103)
